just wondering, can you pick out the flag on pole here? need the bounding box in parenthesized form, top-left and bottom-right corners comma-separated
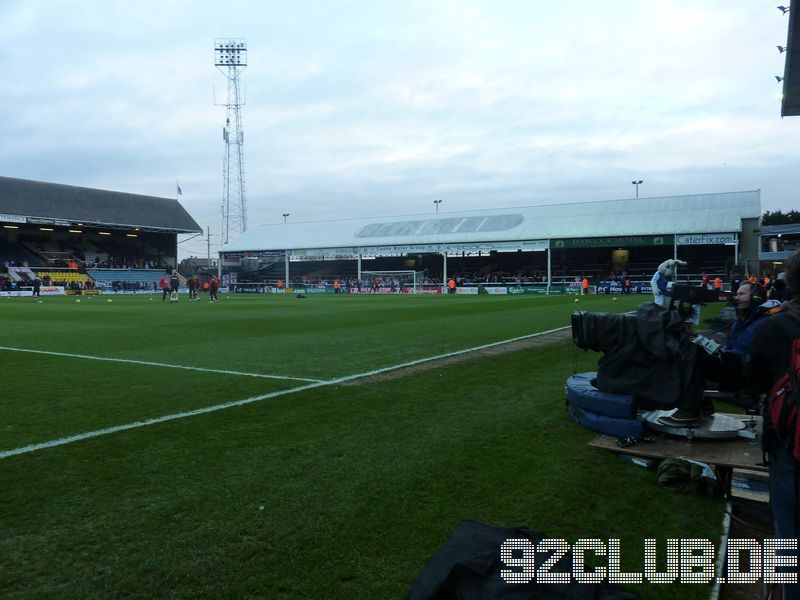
(177, 183, 183, 196)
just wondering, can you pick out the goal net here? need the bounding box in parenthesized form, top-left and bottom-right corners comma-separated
(359, 270, 427, 293)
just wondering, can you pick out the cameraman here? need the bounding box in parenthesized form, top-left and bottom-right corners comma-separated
(659, 282, 770, 427)
(746, 250, 800, 600)
(725, 282, 769, 359)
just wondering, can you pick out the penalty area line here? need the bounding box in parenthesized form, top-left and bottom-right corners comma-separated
(0, 325, 570, 460)
(0, 346, 323, 383)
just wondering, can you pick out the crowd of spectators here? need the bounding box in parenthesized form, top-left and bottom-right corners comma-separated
(87, 256, 162, 270)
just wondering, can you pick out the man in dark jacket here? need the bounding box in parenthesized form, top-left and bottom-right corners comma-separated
(747, 250, 800, 600)
(725, 282, 768, 359)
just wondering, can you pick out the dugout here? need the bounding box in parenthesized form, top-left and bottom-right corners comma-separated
(0, 176, 201, 273)
(219, 191, 761, 290)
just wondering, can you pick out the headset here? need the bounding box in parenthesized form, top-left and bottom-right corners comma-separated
(745, 282, 766, 305)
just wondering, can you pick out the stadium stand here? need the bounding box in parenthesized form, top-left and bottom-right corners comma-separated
(219, 191, 763, 287)
(0, 239, 43, 267)
(0, 176, 201, 293)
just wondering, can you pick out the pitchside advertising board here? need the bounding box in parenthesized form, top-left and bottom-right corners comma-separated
(508, 286, 561, 295)
(0, 286, 64, 297)
(455, 286, 509, 295)
(595, 282, 653, 295)
(286, 286, 443, 294)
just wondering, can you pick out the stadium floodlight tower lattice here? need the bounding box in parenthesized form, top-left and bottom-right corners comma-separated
(359, 270, 427, 294)
(215, 38, 248, 245)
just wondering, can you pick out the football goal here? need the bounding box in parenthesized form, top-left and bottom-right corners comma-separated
(359, 270, 427, 293)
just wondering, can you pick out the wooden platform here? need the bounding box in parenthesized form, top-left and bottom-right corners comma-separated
(589, 414, 767, 473)
(589, 414, 769, 503)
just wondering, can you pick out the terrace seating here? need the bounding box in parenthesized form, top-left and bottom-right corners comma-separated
(37, 271, 91, 285)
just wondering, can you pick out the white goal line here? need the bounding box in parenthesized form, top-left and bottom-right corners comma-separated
(0, 325, 570, 460)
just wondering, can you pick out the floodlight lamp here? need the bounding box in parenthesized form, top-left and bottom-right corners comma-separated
(778, 45, 787, 53)
(776, 75, 785, 82)
(778, 5, 790, 14)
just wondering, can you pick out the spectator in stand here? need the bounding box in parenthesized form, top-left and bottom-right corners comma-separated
(701, 272, 710, 288)
(713, 276, 723, 292)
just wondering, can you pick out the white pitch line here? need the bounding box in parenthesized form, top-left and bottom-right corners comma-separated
(0, 325, 570, 460)
(0, 346, 323, 383)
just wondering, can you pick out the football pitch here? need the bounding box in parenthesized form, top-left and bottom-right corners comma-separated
(1, 293, 726, 598)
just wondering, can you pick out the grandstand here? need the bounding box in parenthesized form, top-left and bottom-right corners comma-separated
(0, 176, 201, 292)
(220, 190, 762, 290)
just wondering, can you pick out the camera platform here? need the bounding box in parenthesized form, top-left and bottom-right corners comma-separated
(643, 410, 747, 439)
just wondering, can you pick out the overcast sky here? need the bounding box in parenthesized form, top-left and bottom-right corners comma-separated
(1, 1, 797, 259)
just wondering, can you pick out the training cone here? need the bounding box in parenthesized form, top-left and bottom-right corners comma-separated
(76, 299, 81, 303)
(574, 298, 579, 303)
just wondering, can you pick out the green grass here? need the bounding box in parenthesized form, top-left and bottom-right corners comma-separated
(0, 293, 728, 598)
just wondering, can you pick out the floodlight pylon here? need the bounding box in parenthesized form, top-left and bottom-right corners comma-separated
(215, 38, 248, 244)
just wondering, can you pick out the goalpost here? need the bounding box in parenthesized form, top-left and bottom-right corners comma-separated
(359, 270, 427, 293)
